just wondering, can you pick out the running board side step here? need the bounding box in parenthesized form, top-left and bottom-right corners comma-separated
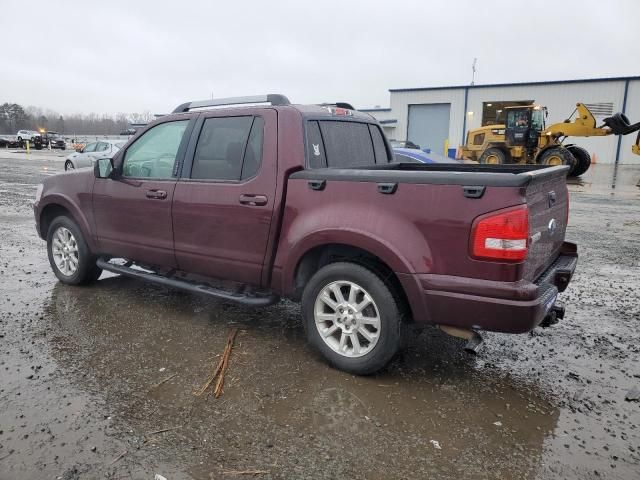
(96, 258, 280, 307)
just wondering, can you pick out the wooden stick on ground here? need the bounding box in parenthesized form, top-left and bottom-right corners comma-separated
(195, 328, 238, 398)
(145, 425, 183, 437)
(151, 373, 177, 390)
(110, 450, 128, 465)
(222, 470, 269, 476)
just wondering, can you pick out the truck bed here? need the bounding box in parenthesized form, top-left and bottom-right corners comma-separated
(277, 162, 571, 329)
(290, 163, 569, 187)
(281, 163, 569, 282)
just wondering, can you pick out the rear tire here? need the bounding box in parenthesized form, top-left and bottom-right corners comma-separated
(47, 216, 102, 285)
(539, 147, 576, 170)
(301, 262, 403, 375)
(479, 147, 509, 165)
(566, 145, 591, 177)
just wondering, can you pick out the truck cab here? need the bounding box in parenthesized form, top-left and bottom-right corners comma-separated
(504, 105, 545, 150)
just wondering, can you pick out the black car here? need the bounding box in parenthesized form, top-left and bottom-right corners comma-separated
(42, 131, 66, 150)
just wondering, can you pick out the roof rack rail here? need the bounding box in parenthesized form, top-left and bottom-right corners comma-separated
(319, 102, 355, 110)
(172, 94, 290, 113)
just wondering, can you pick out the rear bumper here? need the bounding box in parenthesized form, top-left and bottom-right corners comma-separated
(400, 242, 578, 334)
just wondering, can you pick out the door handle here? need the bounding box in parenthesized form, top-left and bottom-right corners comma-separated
(146, 189, 167, 200)
(239, 194, 268, 206)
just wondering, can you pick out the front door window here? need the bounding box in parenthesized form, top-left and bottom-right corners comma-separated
(123, 121, 188, 179)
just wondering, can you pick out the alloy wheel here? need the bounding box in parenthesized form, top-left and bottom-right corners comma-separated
(51, 227, 79, 276)
(314, 280, 381, 358)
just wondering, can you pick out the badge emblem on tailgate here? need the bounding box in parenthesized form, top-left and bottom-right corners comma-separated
(548, 218, 557, 234)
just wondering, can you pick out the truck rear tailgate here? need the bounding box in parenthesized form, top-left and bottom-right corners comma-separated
(522, 167, 570, 281)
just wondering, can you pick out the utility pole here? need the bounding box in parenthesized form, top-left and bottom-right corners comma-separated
(471, 58, 477, 86)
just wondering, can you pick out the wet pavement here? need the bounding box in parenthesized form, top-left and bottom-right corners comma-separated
(0, 152, 639, 479)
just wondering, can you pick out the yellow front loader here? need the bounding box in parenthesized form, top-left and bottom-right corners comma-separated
(461, 103, 640, 176)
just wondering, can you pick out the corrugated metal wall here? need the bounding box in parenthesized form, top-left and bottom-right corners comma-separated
(466, 81, 625, 164)
(619, 80, 640, 165)
(374, 79, 640, 164)
(389, 89, 466, 152)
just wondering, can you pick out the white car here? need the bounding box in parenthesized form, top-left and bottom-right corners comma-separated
(16, 130, 41, 143)
(64, 140, 127, 170)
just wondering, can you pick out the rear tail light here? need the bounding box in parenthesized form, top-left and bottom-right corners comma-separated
(471, 205, 529, 261)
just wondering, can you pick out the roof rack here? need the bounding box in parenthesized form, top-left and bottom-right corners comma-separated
(172, 94, 290, 113)
(319, 102, 355, 110)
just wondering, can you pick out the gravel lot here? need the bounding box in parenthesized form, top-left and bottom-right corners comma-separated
(0, 151, 639, 479)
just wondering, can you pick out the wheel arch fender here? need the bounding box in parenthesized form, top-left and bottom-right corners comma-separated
(37, 195, 96, 251)
(280, 229, 415, 296)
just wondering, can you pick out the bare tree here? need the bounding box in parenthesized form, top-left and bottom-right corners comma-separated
(0, 102, 150, 135)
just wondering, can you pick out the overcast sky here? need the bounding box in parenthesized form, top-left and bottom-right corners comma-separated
(1, 0, 637, 116)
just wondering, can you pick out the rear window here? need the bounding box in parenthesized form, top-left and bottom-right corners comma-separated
(306, 120, 390, 168)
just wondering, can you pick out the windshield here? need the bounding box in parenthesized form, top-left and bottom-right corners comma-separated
(531, 109, 544, 130)
(507, 109, 529, 129)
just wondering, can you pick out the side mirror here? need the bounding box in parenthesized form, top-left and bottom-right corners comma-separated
(94, 157, 114, 179)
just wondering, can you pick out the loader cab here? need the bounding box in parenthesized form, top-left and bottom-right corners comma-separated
(505, 106, 544, 149)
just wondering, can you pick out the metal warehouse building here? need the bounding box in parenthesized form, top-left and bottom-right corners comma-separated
(362, 76, 640, 164)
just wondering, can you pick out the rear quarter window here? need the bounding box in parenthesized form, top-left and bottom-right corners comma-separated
(369, 124, 390, 164)
(318, 121, 376, 168)
(306, 121, 327, 168)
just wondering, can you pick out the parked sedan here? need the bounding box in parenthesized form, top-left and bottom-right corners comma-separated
(393, 147, 461, 164)
(64, 140, 127, 171)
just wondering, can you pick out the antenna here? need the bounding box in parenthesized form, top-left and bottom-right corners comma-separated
(471, 58, 477, 86)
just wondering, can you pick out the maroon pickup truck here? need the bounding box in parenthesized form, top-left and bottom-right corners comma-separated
(34, 94, 577, 374)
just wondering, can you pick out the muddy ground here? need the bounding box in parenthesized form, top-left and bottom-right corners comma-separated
(0, 152, 638, 480)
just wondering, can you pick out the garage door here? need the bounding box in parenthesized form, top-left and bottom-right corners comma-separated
(407, 103, 451, 154)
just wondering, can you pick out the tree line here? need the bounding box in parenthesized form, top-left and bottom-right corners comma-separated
(0, 102, 155, 135)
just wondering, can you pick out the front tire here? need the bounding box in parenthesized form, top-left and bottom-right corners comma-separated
(47, 216, 102, 285)
(539, 147, 576, 170)
(65, 160, 75, 171)
(479, 147, 509, 165)
(301, 262, 403, 375)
